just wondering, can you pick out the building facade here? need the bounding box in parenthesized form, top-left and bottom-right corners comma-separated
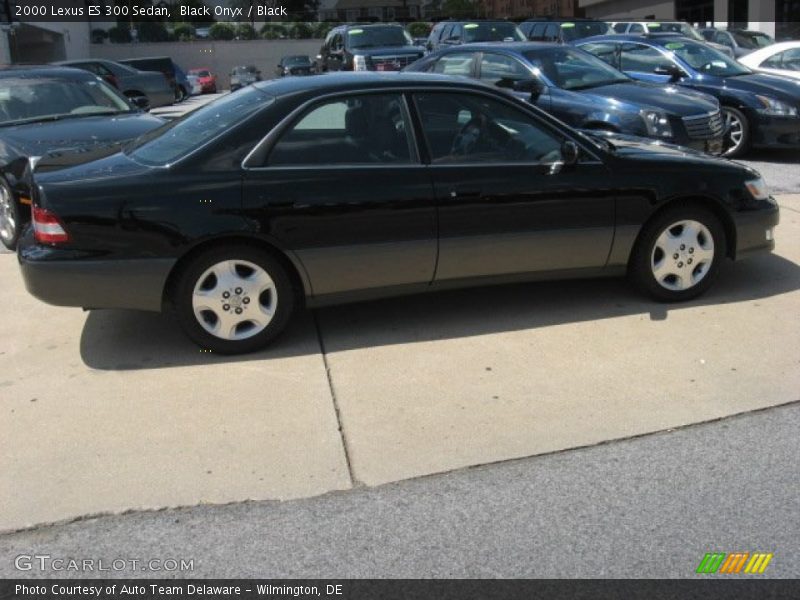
(479, 0, 576, 19)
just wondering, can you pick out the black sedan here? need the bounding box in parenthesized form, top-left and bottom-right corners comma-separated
(275, 56, 313, 78)
(406, 43, 724, 153)
(18, 74, 779, 354)
(0, 66, 164, 250)
(577, 35, 800, 157)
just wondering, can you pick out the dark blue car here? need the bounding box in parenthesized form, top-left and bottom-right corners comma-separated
(405, 42, 724, 154)
(576, 35, 800, 157)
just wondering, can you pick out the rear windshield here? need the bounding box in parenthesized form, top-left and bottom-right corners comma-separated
(559, 21, 611, 41)
(463, 22, 525, 43)
(127, 86, 271, 166)
(346, 26, 413, 49)
(732, 31, 774, 49)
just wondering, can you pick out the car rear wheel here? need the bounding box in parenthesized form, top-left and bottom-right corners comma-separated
(629, 205, 726, 302)
(174, 245, 295, 354)
(721, 107, 750, 157)
(0, 177, 20, 251)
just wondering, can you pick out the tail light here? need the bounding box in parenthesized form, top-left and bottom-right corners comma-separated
(32, 206, 69, 244)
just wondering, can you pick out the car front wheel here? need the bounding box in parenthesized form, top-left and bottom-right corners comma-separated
(630, 205, 726, 302)
(0, 177, 20, 251)
(174, 245, 295, 354)
(721, 106, 750, 158)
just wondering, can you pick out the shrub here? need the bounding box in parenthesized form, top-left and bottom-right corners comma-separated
(287, 21, 313, 39)
(90, 28, 108, 44)
(108, 25, 132, 44)
(260, 23, 286, 40)
(236, 23, 257, 40)
(136, 21, 170, 43)
(407, 22, 431, 37)
(209, 22, 236, 40)
(173, 22, 196, 41)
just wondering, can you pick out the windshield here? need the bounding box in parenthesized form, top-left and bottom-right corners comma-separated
(463, 22, 525, 42)
(560, 21, 611, 42)
(0, 77, 132, 126)
(523, 47, 629, 90)
(192, 70, 211, 77)
(233, 66, 258, 73)
(283, 56, 310, 66)
(663, 39, 751, 76)
(732, 31, 774, 49)
(346, 26, 413, 49)
(127, 86, 271, 166)
(644, 21, 705, 41)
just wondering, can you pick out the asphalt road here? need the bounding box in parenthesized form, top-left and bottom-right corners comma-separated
(1, 401, 798, 578)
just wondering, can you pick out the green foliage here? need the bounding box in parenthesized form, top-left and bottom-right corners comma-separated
(136, 21, 170, 43)
(287, 21, 313, 39)
(108, 25, 133, 44)
(173, 22, 196, 41)
(407, 22, 432, 37)
(236, 23, 257, 40)
(313, 21, 336, 39)
(260, 23, 286, 40)
(209, 22, 236, 40)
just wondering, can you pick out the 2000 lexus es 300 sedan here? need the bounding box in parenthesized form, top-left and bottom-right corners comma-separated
(18, 73, 779, 354)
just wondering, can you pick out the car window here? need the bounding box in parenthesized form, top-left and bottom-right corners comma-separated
(524, 47, 628, 90)
(268, 93, 414, 166)
(629, 23, 645, 34)
(620, 43, 674, 72)
(432, 52, 475, 76)
(462, 22, 524, 43)
(544, 24, 559, 41)
(414, 92, 563, 164)
(479, 53, 531, 86)
(560, 21, 610, 42)
(519, 22, 533, 38)
(128, 87, 270, 166)
(613, 23, 628, 33)
(531, 24, 546, 38)
(577, 42, 618, 68)
(345, 26, 413, 49)
(665, 40, 751, 76)
(732, 31, 773, 49)
(441, 24, 453, 41)
(782, 48, 800, 70)
(761, 51, 784, 68)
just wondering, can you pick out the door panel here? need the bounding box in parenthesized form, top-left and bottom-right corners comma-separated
(412, 92, 616, 282)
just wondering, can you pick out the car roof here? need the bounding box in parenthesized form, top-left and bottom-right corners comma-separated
(253, 71, 501, 97)
(523, 17, 602, 22)
(0, 65, 96, 80)
(434, 41, 563, 53)
(577, 33, 689, 45)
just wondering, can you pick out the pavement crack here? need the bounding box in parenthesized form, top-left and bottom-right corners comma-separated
(313, 311, 361, 488)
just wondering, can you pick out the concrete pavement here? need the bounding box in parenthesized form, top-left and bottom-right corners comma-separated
(1, 195, 798, 532)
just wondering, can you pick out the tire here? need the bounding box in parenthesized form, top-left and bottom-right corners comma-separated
(721, 106, 750, 158)
(629, 204, 726, 302)
(173, 245, 295, 354)
(175, 85, 186, 102)
(0, 177, 20, 251)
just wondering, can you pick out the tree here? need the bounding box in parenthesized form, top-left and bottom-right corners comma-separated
(287, 21, 313, 39)
(108, 24, 133, 43)
(236, 23, 257, 40)
(313, 21, 336, 39)
(209, 22, 236, 40)
(260, 22, 286, 40)
(407, 22, 431, 37)
(91, 28, 109, 44)
(173, 22, 196, 41)
(136, 21, 170, 42)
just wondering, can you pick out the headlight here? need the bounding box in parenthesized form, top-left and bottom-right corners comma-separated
(745, 177, 770, 200)
(353, 54, 368, 71)
(755, 95, 798, 117)
(640, 110, 674, 138)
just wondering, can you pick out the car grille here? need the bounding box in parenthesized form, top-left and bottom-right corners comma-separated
(370, 54, 419, 71)
(683, 110, 725, 140)
(289, 67, 311, 75)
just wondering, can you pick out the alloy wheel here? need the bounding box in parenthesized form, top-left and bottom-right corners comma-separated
(0, 183, 15, 244)
(191, 259, 277, 340)
(650, 219, 715, 291)
(722, 108, 744, 156)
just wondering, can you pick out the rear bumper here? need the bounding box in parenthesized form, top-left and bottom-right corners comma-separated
(18, 233, 175, 312)
(733, 200, 780, 259)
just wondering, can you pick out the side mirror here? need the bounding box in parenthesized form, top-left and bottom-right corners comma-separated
(653, 64, 684, 82)
(131, 95, 150, 111)
(512, 78, 545, 101)
(562, 140, 580, 166)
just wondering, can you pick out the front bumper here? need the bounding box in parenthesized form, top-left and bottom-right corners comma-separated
(18, 231, 175, 312)
(752, 115, 800, 149)
(733, 200, 780, 259)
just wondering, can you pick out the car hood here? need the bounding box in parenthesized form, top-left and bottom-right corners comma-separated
(578, 81, 718, 116)
(704, 71, 800, 100)
(0, 113, 164, 161)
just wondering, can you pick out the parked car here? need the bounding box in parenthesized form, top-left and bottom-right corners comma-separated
(186, 74, 202, 96)
(230, 65, 262, 91)
(700, 28, 775, 58)
(119, 56, 190, 101)
(519, 18, 611, 43)
(609, 21, 735, 57)
(17, 73, 778, 354)
(317, 24, 425, 72)
(577, 35, 800, 157)
(738, 41, 800, 81)
(188, 68, 217, 93)
(0, 66, 164, 250)
(275, 56, 313, 78)
(406, 43, 724, 153)
(55, 59, 173, 108)
(425, 20, 525, 52)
